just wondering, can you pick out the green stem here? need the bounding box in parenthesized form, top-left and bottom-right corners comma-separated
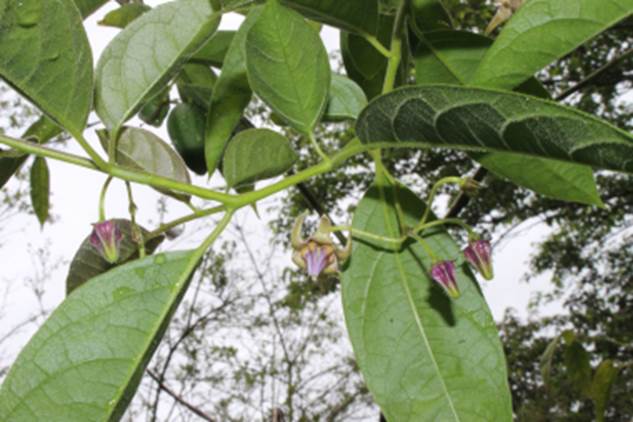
(98, 176, 113, 221)
(419, 176, 464, 225)
(382, 0, 409, 93)
(413, 218, 476, 238)
(308, 132, 330, 163)
(74, 132, 109, 170)
(329, 225, 406, 250)
(147, 205, 226, 240)
(362, 34, 392, 58)
(409, 232, 439, 262)
(126, 182, 145, 258)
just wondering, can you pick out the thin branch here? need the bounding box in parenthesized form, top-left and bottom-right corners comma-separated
(147, 369, 216, 422)
(444, 167, 488, 219)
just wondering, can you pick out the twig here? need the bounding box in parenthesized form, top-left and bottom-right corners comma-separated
(147, 369, 216, 422)
(444, 167, 488, 219)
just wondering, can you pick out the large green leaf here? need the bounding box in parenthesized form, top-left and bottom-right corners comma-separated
(410, 0, 453, 31)
(176, 63, 217, 110)
(29, 157, 50, 227)
(280, 0, 378, 34)
(0, 0, 93, 136)
(66, 219, 164, 294)
(356, 85, 633, 174)
(589, 360, 619, 422)
(413, 30, 602, 206)
(222, 128, 297, 188)
(204, 8, 261, 174)
(0, 251, 199, 421)
(95, 0, 220, 136)
(245, 0, 330, 134)
(98, 127, 192, 202)
(471, 0, 633, 90)
(324, 74, 368, 122)
(342, 181, 512, 421)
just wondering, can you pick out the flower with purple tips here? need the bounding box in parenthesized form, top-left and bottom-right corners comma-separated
(90, 220, 123, 264)
(464, 239, 494, 280)
(430, 260, 460, 299)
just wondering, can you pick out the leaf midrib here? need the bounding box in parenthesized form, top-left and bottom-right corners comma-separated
(377, 183, 460, 421)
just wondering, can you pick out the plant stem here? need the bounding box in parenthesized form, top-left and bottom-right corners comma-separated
(408, 232, 439, 262)
(126, 182, 145, 258)
(382, 0, 409, 93)
(362, 34, 392, 58)
(308, 131, 330, 163)
(413, 218, 476, 238)
(147, 206, 226, 240)
(98, 176, 113, 221)
(74, 132, 109, 170)
(419, 176, 464, 226)
(329, 225, 406, 249)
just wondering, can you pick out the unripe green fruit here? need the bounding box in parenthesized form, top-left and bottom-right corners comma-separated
(167, 103, 207, 175)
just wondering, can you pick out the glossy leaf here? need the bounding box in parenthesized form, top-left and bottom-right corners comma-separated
(342, 182, 512, 421)
(205, 8, 261, 174)
(0, 0, 93, 136)
(245, 0, 330, 134)
(222, 128, 297, 188)
(98, 3, 150, 29)
(95, 0, 220, 136)
(73, 0, 109, 18)
(191, 31, 236, 67)
(357, 85, 633, 174)
(66, 219, 164, 294)
(280, 0, 378, 34)
(472, 0, 633, 90)
(413, 30, 602, 206)
(0, 251, 199, 421)
(324, 74, 368, 122)
(168, 103, 207, 175)
(98, 127, 192, 202)
(29, 157, 50, 227)
(589, 360, 619, 422)
(176, 63, 217, 110)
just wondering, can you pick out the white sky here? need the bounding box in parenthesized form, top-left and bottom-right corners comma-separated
(0, 1, 560, 363)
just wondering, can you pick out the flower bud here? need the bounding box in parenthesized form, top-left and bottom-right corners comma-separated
(430, 261, 460, 299)
(291, 213, 351, 280)
(463, 239, 494, 280)
(485, 0, 524, 34)
(90, 220, 123, 264)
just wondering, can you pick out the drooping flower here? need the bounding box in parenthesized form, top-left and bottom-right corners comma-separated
(430, 261, 460, 299)
(291, 212, 351, 280)
(90, 220, 123, 264)
(464, 239, 494, 280)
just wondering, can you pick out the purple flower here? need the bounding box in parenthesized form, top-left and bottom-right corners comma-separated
(430, 261, 460, 299)
(291, 213, 351, 281)
(90, 220, 123, 264)
(464, 239, 494, 280)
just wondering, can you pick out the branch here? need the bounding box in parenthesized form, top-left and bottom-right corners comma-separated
(444, 167, 488, 219)
(555, 46, 633, 102)
(147, 369, 216, 422)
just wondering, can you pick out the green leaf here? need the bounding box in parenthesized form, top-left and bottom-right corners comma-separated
(97, 127, 192, 202)
(280, 0, 379, 34)
(0, 116, 63, 189)
(0, 250, 199, 421)
(0, 0, 93, 136)
(167, 103, 207, 175)
(222, 128, 297, 188)
(98, 3, 150, 29)
(471, 0, 633, 90)
(138, 86, 170, 127)
(563, 340, 593, 396)
(324, 74, 368, 122)
(66, 219, 164, 294)
(475, 152, 603, 206)
(204, 8, 261, 174)
(356, 85, 633, 174)
(176, 63, 217, 110)
(413, 30, 602, 206)
(589, 360, 619, 422)
(410, 0, 453, 31)
(29, 157, 49, 227)
(245, 0, 330, 134)
(95, 0, 220, 136)
(73, 0, 109, 18)
(539, 333, 563, 387)
(342, 182, 512, 421)
(191, 30, 236, 67)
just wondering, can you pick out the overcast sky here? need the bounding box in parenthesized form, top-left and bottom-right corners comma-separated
(1, 1, 561, 362)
